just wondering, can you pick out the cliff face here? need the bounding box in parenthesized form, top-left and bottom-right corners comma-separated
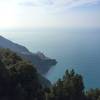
(0, 35, 57, 75)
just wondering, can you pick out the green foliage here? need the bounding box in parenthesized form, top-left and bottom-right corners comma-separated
(46, 69, 85, 100)
(0, 60, 10, 100)
(0, 48, 22, 66)
(44, 69, 100, 100)
(0, 48, 100, 100)
(0, 48, 44, 100)
(86, 89, 100, 100)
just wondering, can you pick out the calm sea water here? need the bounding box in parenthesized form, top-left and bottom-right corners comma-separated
(0, 28, 100, 89)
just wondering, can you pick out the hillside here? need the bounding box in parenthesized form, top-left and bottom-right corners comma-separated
(0, 48, 100, 100)
(0, 48, 51, 88)
(0, 35, 57, 74)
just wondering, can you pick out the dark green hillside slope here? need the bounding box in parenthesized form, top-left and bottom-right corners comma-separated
(0, 48, 50, 100)
(0, 48, 51, 86)
(0, 48, 100, 100)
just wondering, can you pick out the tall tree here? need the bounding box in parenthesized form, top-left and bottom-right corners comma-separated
(46, 69, 85, 100)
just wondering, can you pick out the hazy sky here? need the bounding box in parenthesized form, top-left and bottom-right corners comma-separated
(0, 0, 100, 29)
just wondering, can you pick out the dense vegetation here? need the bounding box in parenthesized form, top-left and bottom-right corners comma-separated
(45, 70, 100, 100)
(0, 48, 100, 100)
(0, 48, 45, 100)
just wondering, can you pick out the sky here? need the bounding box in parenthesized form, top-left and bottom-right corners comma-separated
(0, 0, 100, 29)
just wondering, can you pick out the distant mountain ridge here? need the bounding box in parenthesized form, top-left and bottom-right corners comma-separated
(0, 35, 57, 74)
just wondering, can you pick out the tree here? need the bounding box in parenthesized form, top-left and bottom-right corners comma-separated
(9, 61, 43, 100)
(86, 88, 100, 100)
(46, 69, 85, 100)
(0, 60, 10, 100)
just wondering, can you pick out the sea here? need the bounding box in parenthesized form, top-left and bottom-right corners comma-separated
(0, 28, 100, 89)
